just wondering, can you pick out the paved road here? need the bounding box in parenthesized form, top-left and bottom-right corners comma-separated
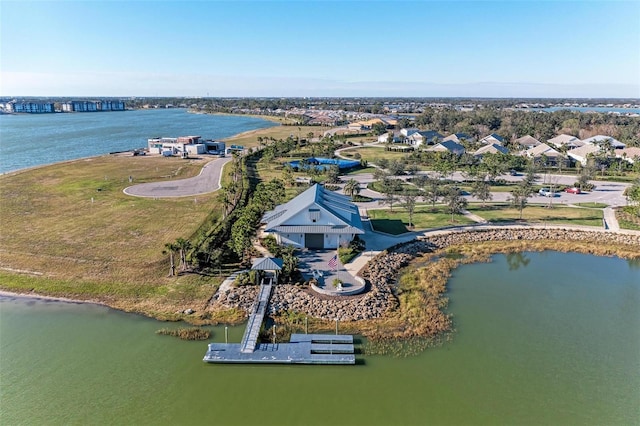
(339, 172, 630, 208)
(123, 157, 232, 198)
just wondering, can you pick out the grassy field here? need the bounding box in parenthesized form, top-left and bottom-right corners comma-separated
(223, 124, 326, 149)
(368, 206, 476, 234)
(466, 203, 604, 226)
(0, 154, 223, 317)
(340, 146, 409, 163)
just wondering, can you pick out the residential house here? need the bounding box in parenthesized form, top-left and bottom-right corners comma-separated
(377, 131, 401, 143)
(426, 140, 465, 155)
(473, 143, 508, 158)
(547, 134, 583, 149)
(522, 143, 565, 166)
(262, 184, 364, 249)
(514, 135, 541, 149)
(405, 130, 444, 148)
(400, 128, 419, 137)
(567, 144, 601, 166)
(442, 132, 473, 144)
(616, 147, 640, 164)
(581, 135, 626, 149)
(479, 133, 505, 145)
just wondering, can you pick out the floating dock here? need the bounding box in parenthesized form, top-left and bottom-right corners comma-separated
(203, 276, 356, 365)
(203, 334, 355, 364)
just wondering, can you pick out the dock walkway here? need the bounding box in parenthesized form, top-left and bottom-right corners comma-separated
(239, 278, 273, 353)
(203, 276, 356, 365)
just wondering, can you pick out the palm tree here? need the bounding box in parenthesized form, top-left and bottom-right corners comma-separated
(343, 179, 361, 200)
(175, 238, 191, 272)
(163, 242, 178, 277)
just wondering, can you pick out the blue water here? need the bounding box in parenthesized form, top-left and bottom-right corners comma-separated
(534, 106, 640, 114)
(0, 109, 276, 174)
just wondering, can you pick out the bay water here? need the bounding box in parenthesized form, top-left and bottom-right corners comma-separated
(0, 109, 275, 174)
(1, 252, 638, 425)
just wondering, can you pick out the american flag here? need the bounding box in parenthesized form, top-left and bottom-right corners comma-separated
(328, 254, 338, 270)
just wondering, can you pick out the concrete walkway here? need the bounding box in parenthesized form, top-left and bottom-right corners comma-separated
(123, 156, 232, 198)
(603, 207, 621, 231)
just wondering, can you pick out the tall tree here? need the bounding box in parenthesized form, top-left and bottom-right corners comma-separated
(381, 178, 402, 211)
(471, 179, 492, 207)
(509, 181, 534, 219)
(163, 242, 178, 277)
(402, 189, 419, 229)
(422, 177, 441, 210)
(175, 238, 191, 272)
(443, 187, 468, 223)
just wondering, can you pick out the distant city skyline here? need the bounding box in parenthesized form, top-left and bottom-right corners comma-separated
(2, 1, 639, 98)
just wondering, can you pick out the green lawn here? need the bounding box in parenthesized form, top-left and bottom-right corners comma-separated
(574, 202, 608, 208)
(368, 206, 476, 234)
(466, 203, 604, 227)
(341, 146, 410, 163)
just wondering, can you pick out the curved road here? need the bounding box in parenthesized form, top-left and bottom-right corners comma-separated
(123, 157, 232, 198)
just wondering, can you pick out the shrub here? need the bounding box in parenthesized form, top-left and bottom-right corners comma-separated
(234, 272, 252, 286)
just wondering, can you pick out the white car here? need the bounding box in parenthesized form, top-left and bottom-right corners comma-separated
(538, 188, 558, 197)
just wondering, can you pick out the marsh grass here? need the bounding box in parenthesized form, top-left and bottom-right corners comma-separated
(156, 327, 211, 340)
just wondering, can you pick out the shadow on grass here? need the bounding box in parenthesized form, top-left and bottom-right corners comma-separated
(370, 219, 408, 235)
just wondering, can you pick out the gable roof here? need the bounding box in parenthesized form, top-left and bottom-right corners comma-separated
(262, 184, 364, 234)
(251, 257, 283, 271)
(525, 143, 561, 158)
(427, 140, 465, 154)
(411, 130, 444, 141)
(515, 135, 541, 147)
(547, 134, 580, 146)
(581, 135, 625, 148)
(474, 143, 508, 156)
(567, 144, 601, 160)
(617, 147, 640, 163)
(480, 133, 505, 144)
(442, 132, 473, 143)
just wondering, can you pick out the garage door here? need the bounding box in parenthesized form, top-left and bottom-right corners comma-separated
(304, 233, 324, 249)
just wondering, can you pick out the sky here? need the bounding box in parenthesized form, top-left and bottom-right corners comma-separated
(1, 0, 639, 98)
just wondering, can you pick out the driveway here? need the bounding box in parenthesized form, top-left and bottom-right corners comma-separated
(123, 156, 232, 198)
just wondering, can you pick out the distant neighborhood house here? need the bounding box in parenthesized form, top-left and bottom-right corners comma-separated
(473, 143, 509, 157)
(479, 133, 505, 145)
(426, 140, 465, 155)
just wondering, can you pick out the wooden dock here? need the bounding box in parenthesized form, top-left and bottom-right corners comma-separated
(203, 334, 355, 365)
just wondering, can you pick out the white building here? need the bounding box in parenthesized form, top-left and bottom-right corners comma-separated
(262, 184, 364, 249)
(5, 101, 54, 113)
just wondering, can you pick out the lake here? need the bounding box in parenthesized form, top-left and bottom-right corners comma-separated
(1, 251, 638, 425)
(0, 109, 276, 174)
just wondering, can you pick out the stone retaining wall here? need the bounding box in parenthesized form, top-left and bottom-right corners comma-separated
(213, 228, 640, 321)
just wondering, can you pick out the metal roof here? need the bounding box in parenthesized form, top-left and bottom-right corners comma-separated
(262, 184, 364, 233)
(267, 225, 364, 234)
(251, 257, 283, 271)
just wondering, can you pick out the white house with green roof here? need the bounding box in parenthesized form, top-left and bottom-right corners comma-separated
(261, 184, 364, 249)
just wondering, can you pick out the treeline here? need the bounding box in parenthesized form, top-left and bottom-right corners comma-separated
(408, 108, 640, 146)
